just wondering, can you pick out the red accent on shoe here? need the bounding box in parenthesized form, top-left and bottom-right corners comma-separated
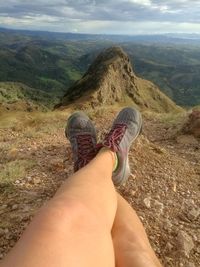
(74, 134, 97, 171)
(103, 123, 127, 152)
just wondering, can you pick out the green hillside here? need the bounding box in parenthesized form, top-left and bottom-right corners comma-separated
(0, 31, 200, 107)
(0, 32, 110, 95)
(0, 40, 81, 93)
(125, 44, 200, 106)
(0, 82, 58, 109)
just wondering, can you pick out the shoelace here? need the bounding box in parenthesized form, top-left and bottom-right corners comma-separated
(75, 134, 96, 171)
(103, 123, 127, 152)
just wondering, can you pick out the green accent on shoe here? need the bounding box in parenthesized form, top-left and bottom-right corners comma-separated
(113, 152, 119, 172)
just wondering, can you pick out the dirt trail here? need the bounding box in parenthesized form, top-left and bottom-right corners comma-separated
(0, 110, 199, 267)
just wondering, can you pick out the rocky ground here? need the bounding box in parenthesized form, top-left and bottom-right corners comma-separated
(0, 109, 199, 267)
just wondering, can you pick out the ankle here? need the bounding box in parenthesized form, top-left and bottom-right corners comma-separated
(98, 147, 118, 171)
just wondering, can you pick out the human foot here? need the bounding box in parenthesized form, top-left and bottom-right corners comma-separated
(98, 107, 142, 185)
(65, 112, 97, 172)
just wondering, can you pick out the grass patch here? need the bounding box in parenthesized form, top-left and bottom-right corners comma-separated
(0, 110, 69, 136)
(0, 159, 36, 184)
(0, 82, 59, 108)
(0, 143, 13, 163)
(0, 182, 16, 196)
(193, 105, 200, 111)
(143, 110, 187, 125)
(86, 105, 120, 120)
(157, 112, 188, 125)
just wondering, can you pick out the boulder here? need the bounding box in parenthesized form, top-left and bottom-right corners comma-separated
(183, 110, 200, 138)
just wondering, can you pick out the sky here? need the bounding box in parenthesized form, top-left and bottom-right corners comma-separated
(0, 0, 200, 34)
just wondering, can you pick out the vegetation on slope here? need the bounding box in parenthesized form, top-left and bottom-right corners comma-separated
(59, 47, 182, 114)
(0, 82, 58, 110)
(0, 30, 200, 107)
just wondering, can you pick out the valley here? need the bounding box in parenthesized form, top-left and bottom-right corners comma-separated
(1, 29, 200, 109)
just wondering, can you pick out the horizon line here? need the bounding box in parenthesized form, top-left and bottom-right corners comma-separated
(1, 26, 200, 37)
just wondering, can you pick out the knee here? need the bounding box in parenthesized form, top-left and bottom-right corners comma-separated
(35, 197, 101, 233)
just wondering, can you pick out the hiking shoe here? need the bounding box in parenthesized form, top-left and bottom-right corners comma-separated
(65, 112, 97, 172)
(99, 107, 142, 186)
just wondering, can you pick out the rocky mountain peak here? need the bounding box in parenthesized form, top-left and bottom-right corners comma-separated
(58, 46, 181, 113)
(87, 46, 131, 73)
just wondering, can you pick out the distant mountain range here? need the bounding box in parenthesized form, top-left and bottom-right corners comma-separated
(1, 27, 200, 44)
(0, 27, 200, 109)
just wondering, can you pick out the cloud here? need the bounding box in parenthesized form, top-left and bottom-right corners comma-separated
(0, 0, 200, 33)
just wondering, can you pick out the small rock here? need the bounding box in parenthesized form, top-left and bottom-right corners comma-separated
(5, 234, 11, 240)
(154, 200, 164, 214)
(27, 176, 32, 182)
(151, 145, 166, 154)
(196, 246, 200, 253)
(49, 159, 64, 172)
(23, 205, 31, 212)
(143, 197, 151, 208)
(33, 178, 41, 184)
(165, 257, 173, 264)
(130, 190, 136, 196)
(130, 173, 136, 179)
(4, 229, 9, 234)
(173, 182, 177, 192)
(12, 204, 18, 210)
(186, 199, 195, 206)
(165, 242, 173, 251)
(15, 180, 20, 184)
(177, 230, 195, 258)
(193, 235, 198, 242)
(139, 216, 144, 222)
(164, 219, 173, 231)
(187, 208, 200, 221)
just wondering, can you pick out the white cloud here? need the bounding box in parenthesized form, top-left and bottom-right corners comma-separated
(128, 0, 152, 6)
(0, 0, 200, 34)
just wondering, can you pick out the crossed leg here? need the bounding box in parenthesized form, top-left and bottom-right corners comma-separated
(112, 194, 162, 267)
(1, 149, 162, 267)
(1, 149, 117, 267)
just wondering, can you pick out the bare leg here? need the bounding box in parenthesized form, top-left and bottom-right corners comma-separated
(1, 150, 117, 267)
(112, 194, 163, 267)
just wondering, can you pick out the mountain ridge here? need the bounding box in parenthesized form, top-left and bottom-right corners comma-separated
(58, 46, 182, 113)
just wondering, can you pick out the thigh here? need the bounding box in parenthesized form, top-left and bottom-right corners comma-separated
(1, 199, 115, 267)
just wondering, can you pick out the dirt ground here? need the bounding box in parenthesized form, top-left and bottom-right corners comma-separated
(0, 109, 199, 266)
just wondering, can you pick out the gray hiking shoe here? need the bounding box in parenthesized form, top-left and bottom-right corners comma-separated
(65, 112, 97, 172)
(99, 107, 142, 186)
